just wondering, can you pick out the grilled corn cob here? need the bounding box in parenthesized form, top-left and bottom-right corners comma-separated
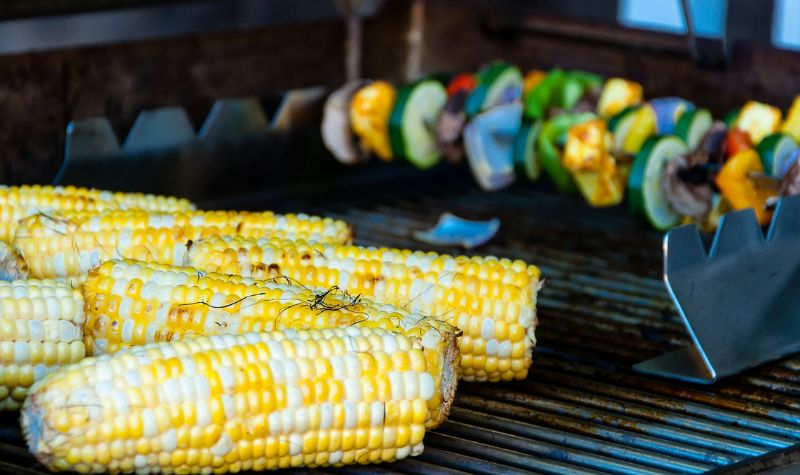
(0, 279, 85, 410)
(23, 326, 456, 473)
(14, 209, 352, 285)
(186, 235, 540, 382)
(82, 259, 458, 428)
(0, 185, 194, 242)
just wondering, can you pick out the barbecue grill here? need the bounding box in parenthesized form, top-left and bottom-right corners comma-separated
(2, 0, 800, 473)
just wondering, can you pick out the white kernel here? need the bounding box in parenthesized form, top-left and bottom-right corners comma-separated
(343, 401, 357, 429)
(195, 376, 210, 399)
(283, 360, 300, 382)
(268, 360, 285, 384)
(222, 395, 235, 419)
(268, 412, 282, 436)
(481, 319, 495, 340)
(218, 367, 235, 391)
(142, 409, 158, 437)
(134, 454, 147, 468)
(370, 401, 384, 427)
(121, 319, 134, 343)
(294, 407, 309, 433)
(211, 434, 233, 457)
(180, 376, 196, 402)
(195, 400, 211, 427)
(319, 403, 333, 430)
(519, 308, 533, 328)
(286, 387, 303, 409)
(162, 379, 182, 405)
(289, 433, 302, 456)
(329, 450, 343, 465)
(486, 339, 499, 356)
(403, 372, 419, 399)
(498, 341, 512, 358)
(329, 356, 345, 379)
(421, 330, 441, 350)
(382, 334, 399, 354)
(160, 428, 177, 452)
(419, 373, 435, 400)
(389, 371, 404, 400)
(344, 379, 362, 402)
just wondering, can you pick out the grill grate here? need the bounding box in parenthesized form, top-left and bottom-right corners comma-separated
(4, 177, 800, 474)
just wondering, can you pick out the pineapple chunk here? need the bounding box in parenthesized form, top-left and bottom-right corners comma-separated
(563, 119, 625, 207)
(734, 101, 782, 145)
(597, 78, 643, 118)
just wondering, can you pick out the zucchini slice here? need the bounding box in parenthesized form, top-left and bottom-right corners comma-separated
(675, 108, 713, 150)
(628, 136, 690, 230)
(757, 132, 799, 177)
(465, 62, 523, 117)
(388, 79, 448, 169)
(513, 120, 543, 181)
(608, 105, 641, 153)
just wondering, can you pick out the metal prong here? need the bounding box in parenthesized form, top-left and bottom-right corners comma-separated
(709, 208, 763, 259)
(123, 106, 196, 154)
(664, 224, 706, 274)
(767, 194, 800, 242)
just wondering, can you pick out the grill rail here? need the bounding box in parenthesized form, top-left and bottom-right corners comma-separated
(4, 175, 800, 473)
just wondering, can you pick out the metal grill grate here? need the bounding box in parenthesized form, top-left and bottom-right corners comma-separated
(3, 177, 800, 474)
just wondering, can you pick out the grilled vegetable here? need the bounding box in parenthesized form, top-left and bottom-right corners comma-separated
(715, 149, 774, 225)
(522, 70, 546, 96)
(186, 235, 541, 383)
(437, 89, 470, 163)
(663, 156, 714, 221)
(649, 98, 694, 135)
(81, 259, 458, 424)
(0, 185, 194, 243)
(562, 119, 625, 207)
(464, 61, 523, 117)
(14, 209, 352, 285)
(538, 112, 596, 193)
(781, 95, 800, 142)
(757, 133, 799, 177)
(0, 279, 84, 410)
(524, 69, 564, 120)
(597, 78, 643, 118)
(463, 103, 522, 190)
(734, 101, 782, 144)
(675, 108, 713, 150)
(513, 120, 543, 180)
(619, 106, 657, 155)
(389, 80, 448, 169)
(322, 80, 369, 165)
(628, 136, 690, 230)
(726, 128, 753, 158)
(350, 81, 396, 161)
(446, 73, 477, 96)
(23, 326, 457, 473)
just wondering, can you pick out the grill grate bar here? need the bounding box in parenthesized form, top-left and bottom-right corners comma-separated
(439, 420, 672, 475)
(526, 368, 800, 443)
(449, 406, 711, 473)
(424, 432, 606, 475)
(455, 393, 728, 468)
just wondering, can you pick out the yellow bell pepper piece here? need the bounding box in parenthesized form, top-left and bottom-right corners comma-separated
(734, 101, 782, 145)
(522, 70, 547, 96)
(781, 95, 800, 142)
(622, 106, 657, 155)
(563, 119, 625, 207)
(350, 81, 396, 161)
(715, 149, 774, 225)
(597, 78, 643, 118)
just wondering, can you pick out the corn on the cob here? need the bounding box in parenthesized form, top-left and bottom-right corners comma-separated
(14, 209, 352, 285)
(186, 235, 540, 382)
(0, 185, 194, 243)
(82, 259, 458, 428)
(23, 326, 456, 473)
(0, 279, 85, 410)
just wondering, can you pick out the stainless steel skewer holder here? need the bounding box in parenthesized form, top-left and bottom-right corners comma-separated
(634, 194, 800, 384)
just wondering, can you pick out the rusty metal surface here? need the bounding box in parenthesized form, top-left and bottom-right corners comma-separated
(3, 174, 800, 473)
